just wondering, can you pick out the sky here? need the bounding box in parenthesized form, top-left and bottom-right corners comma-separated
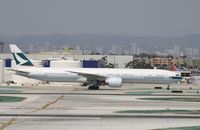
(0, 0, 200, 36)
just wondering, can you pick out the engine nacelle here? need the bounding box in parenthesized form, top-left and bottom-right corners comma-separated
(106, 77, 122, 88)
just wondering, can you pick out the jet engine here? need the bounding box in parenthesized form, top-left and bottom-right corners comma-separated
(106, 77, 122, 88)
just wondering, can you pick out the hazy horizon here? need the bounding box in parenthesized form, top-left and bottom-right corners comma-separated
(1, 32, 200, 38)
(1, 0, 200, 36)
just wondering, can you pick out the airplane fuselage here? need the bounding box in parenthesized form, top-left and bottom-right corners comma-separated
(15, 67, 181, 84)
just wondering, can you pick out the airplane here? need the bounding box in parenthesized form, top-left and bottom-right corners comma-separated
(9, 44, 182, 90)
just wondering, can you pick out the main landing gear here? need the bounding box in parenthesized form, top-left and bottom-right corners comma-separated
(87, 80, 101, 90)
(88, 85, 99, 90)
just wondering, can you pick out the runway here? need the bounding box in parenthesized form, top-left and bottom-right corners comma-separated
(1, 116, 200, 130)
(0, 83, 200, 130)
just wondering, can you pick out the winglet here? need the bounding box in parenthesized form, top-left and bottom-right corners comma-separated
(10, 44, 34, 66)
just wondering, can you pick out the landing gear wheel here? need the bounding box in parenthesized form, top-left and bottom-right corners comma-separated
(88, 85, 99, 90)
(88, 86, 93, 90)
(95, 86, 99, 90)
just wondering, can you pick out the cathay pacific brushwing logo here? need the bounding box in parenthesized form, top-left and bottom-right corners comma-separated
(13, 53, 33, 66)
(15, 53, 29, 65)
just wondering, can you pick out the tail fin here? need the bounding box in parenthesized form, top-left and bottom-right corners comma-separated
(10, 44, 34, 66)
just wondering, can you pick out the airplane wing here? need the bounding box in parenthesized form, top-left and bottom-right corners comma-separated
(68, 71, 106, 81)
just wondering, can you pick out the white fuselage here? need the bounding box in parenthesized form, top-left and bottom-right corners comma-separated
(14, 67, 181, 84)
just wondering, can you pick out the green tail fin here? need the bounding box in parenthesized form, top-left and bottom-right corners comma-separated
(10, 44, 34, 66)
